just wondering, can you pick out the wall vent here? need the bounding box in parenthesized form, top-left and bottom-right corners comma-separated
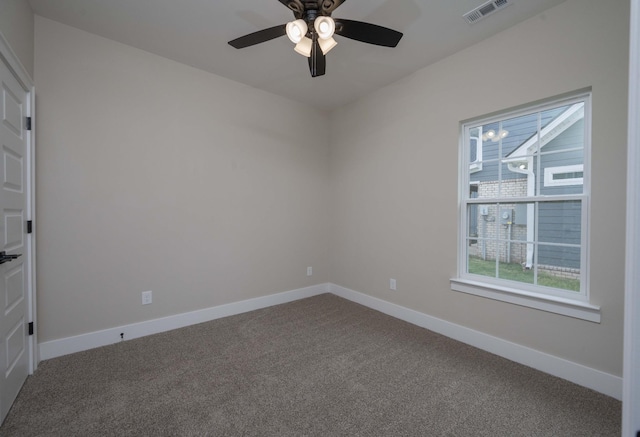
(464, 0, 511, 24)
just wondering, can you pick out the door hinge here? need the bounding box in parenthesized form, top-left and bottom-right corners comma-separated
(25, 117, 32, 131)
(28, 322, 33, 336)
(27, 220, 32, 234)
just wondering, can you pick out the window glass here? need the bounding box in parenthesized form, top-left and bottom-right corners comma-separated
(459, 94, 589, 300)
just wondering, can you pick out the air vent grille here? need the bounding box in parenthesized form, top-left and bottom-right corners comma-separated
(478, 4, 496, 16)
(465, 10, 483, 23)
(464, 0, 511, 24)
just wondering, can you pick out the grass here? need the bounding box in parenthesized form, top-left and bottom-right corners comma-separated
(468, 256, 580, 292)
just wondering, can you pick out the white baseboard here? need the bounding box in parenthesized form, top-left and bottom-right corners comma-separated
(329, 283, 623, 400)
(39, 284, 329, 361)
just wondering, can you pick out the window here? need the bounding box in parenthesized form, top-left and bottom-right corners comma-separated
(469, 135, 482, 173)
(544, 165, 584, 187)
(451, 92, 600, 322)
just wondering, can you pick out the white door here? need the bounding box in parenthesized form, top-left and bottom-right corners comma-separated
(0, 58, 30, 424)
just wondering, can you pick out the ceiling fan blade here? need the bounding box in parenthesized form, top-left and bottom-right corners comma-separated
(228, 24, 287, 49)
(320, 0, 347, 14)
(333, 19, 403, 47)
(308, 38, 326, 77)
(278, 0, 304, 19)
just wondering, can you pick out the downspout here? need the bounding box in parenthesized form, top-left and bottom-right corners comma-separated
(508, 158, 535, 269)
(482, 215, 487, 260)
(507, 222, 512, 264)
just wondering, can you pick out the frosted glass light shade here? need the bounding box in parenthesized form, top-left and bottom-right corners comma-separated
(286, 19, 308, 44)
(318, 37, 337, 54)
(314, 16, 335, 40)
(294, 37, 313, 57)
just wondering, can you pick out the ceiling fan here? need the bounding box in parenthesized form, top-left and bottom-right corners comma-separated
(228, 0, 403, 77)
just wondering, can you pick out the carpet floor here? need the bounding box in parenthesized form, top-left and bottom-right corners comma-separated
(0, 293, 621, 436)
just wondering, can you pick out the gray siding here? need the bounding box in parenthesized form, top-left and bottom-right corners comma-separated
(539, 120, 584, 196)
(537, 119, 584, 268)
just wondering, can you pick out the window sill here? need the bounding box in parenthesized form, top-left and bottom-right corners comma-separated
(450, 278, 601, 323)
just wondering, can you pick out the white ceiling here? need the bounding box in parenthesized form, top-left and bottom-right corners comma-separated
(28, 0, 567, 111)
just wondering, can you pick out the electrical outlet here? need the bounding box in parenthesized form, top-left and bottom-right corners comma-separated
(141, 290, 152, 305)
(390, 278, 397, 291)
(307, 266, 313, 276)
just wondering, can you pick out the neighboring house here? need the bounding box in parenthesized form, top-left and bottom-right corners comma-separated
(468, 102, 585, 279)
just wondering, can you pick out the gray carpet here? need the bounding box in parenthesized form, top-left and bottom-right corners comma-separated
(0, 294, 621, 436)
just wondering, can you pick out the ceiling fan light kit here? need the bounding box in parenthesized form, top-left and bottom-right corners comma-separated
(228, 0, 403, 77)
(318, 36, 337, 54)
(294, 37, 313, 57)
(286, 19, 308, 43)
(314, 16, 336, 40)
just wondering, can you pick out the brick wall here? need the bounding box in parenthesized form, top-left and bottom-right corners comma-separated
(538, 265, 581, 280)
(469, 178, 528, 264)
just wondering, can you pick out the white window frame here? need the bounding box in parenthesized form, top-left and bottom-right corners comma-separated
(544, 164, 584, 187)
(451, 91, 600, 323)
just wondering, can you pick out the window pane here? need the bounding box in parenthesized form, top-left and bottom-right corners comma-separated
(503, 204, 534, 267)
(468, 252, 496, 279)
(540, 151, 584, 195)
(479, 123, 500, 161)
(501, 113, 539, 160)
(539, 103, 585, 154)
(500, 162, 528, 198)
(467, 203, 478, 239)
(538, 200, 582, 244)
(469, 127, 481, 164)
(468, 203, 495, 260)
(497, 242, 533, 284)
(499, 112, 538, 199)
(467, 201, 496, 277)
(467, 202, 534, 272)
(507, 241, 530, 266)
(471, 161, 499, 199)
(536, 244, 581, 292)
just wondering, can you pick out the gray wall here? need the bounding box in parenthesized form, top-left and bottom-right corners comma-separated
(34, 17, 330, 342)
(329, 0, 628, 376)
(0, 0, 34, 77)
